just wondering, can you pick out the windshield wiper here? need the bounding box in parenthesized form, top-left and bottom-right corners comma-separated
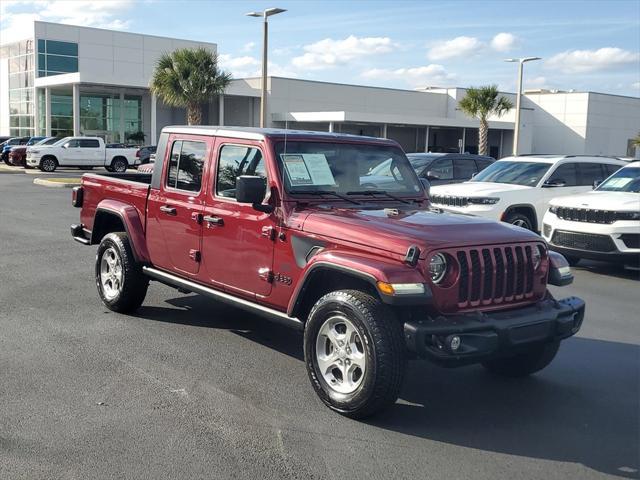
(346, 190, 411, 204)
(293, 190, 361, 205)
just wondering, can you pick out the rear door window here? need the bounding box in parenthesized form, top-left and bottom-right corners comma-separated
(475, 159, 493, 171)
(166, 140, 206, 192)
(604, 163, 622, 177)
(453, 158, 477, 180)
(577, 163, 606, 186)
(79, 139, 100, 148)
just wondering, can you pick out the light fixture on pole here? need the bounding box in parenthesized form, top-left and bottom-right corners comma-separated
(505, 56, 541, 155)
(246, 7, 286, 128)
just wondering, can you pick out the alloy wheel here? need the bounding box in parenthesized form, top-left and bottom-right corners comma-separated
(315, 315, 367, 394)
(100, 247, 123, 300)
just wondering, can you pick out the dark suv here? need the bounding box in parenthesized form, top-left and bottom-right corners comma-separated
(407, 153, 495, 185)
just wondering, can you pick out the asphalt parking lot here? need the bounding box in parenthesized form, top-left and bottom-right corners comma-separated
(0, 172, 638, 480)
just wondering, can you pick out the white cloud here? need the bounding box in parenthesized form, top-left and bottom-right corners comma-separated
(218, 53, 298, 79)
(525, 76, 549, 89)
(546, 47, 640, 73)
(292, 35, 397, 70)
(427, 36, 483, 61)
(361, 64, 456, 87)
(491, 32, 517, 52)
(1, 0, 134, 42)
(242, 41, 256, 52)
(632, 82, 640, 90)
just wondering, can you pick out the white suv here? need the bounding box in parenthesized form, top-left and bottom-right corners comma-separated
(542, 162, 640, 267)
(429, 155, 628, 232)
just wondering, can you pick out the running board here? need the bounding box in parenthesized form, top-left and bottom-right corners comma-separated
(142, 267, 303, 330)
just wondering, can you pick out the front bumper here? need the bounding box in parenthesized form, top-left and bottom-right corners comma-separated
(404, 295, 585, 366)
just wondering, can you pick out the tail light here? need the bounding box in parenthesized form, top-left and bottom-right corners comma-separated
(136, 149, 140, 157)
(72, 186, 83, 208)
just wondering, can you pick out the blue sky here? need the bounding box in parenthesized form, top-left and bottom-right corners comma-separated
(2, 0, 639, 95)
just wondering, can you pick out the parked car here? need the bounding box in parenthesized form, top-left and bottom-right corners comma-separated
(7, 136, 48, 166)
(136, 145, 157, 164)
(26, 136, 140, 172)
(364, 153, 494, 188)
(429, 154, 628, 232)
(542, 161, 640, 267)
(2, 136, 30, 164)
(70, 126, 583, 418)
(0, 136, 12, 146)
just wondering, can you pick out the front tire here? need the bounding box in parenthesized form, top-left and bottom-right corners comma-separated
(39, 156, 57, 172)
(304, 290, 406, 418)
(96, 232, 148, 313)
(504, 211, 534, 231)
(481, 340, 560, 377)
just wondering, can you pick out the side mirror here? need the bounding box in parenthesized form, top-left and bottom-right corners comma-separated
(236, 175, 272, 213)
(593, 179, 602, 189)
(420, 178, 430, 197)
(543, 179, 566, 188)
(61, 144, 68, 149)
(425, 171, 440, 181)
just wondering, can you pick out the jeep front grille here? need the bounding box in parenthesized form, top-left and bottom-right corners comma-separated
(430, 195, 469, 207)
(554, 207, 617, 224)
(454, 244, 538, 308)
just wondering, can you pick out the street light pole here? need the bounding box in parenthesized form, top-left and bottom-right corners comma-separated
(246, 7, 286, 128)
(505, 56, 541, 156)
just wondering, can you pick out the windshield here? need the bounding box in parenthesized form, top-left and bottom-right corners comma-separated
(596, 167, 640, 193)
(471, 161, 551, 186)
(274, 141, 423, 196)
(52, 137, 72, 146)
(37, 137, 59, 146)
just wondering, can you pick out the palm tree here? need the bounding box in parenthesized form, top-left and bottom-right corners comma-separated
(459, 85, 513, 156)
(633, 131, 640, 147)
(150, 47, 231, 125)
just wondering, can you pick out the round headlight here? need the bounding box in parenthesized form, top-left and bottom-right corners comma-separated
(429, 253, 447, 284)
(532, 245, 544, 270)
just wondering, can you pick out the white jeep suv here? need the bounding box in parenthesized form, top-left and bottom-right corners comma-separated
(429, 155, 628, 232)
(542, 162, 640, 267)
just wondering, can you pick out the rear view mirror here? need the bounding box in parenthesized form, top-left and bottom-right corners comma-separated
(425, 171, 440, 181)
(543, 179, 566, 188)
(236, 175, 272, 213)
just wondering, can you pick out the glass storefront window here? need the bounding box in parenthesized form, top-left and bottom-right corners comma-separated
(37, 39, 78, 77)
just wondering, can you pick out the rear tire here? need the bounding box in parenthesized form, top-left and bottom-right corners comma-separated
(111, 157, 128, 173)
(304, 289, 406, 418)
(481, 340, 560, 377)
(504, 211, 534, 231)
(96, 232, 148, 313)
(39, 156, 57, 172)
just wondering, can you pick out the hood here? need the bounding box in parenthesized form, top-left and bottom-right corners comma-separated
(430, 181, 532, 197)
(550, 191, 640, 211)
(302, 205, 540, 256)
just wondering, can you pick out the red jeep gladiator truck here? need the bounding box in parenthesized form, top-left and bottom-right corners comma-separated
(71, 126, 584, 418)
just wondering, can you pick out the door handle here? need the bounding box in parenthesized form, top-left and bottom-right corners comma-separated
(203, 215, 224, 226)
(160, 205, 177, 215)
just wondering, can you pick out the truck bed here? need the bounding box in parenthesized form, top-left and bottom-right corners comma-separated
(80, 172, 152, 235)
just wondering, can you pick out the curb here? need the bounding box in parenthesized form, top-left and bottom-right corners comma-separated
(33, 177, 81, 188)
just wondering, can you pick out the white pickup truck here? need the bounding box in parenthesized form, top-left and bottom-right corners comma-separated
(26, 137, 139, 172)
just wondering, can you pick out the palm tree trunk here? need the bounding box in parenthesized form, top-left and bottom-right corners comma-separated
(187, 103, 202, 125)
(478, 118, 489, 156)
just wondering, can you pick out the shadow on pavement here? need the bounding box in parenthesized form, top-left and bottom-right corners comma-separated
(573, 259, 640, 281)
(136, 294, 639, 479)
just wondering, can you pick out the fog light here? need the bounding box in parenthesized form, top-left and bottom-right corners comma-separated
(449, 335, 461, 352)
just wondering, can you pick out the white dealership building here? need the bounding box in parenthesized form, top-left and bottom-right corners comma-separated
(1, 21, 639, 157)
